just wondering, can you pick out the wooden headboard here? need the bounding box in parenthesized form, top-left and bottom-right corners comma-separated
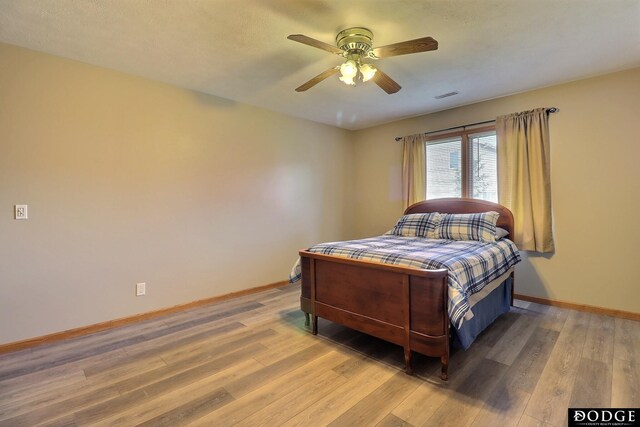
(404, 198, 514, 238)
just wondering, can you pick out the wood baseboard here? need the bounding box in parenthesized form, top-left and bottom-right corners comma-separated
(0, 280, 289, 355)
(514, 293, 640, 321)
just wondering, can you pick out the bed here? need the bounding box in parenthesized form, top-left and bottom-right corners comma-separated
(291, 198, 520, 380)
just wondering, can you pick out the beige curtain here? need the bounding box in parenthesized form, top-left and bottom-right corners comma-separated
(497, 108, 554, 253)
(401, 134, 426, 210)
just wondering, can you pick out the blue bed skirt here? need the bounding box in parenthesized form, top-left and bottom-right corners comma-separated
(452, 277, 512, 350)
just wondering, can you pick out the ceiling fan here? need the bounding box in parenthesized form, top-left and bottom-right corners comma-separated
(287, 27, 438, 94)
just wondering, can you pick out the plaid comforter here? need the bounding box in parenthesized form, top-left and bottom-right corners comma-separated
(289, 235, 521, 329)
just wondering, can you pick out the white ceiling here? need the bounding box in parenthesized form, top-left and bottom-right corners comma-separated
(1, 0, 639, 130)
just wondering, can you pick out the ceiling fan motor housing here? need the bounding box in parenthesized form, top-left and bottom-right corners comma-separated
(336, 27, 374, 56)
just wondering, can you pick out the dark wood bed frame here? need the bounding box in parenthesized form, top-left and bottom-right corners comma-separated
(299, 198, 515, 380)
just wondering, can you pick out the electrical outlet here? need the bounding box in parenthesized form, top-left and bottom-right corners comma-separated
(136, 282, 146, 296)
(14, 205, 28, 220)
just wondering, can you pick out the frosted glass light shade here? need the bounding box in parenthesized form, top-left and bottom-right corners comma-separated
(360, 63, 377, 82)
(340, 60, 358, 79)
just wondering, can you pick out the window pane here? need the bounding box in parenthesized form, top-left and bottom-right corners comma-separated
(449, 152, 459, 169)
(427, 138, 462, 199)
(469, 132, 498, 203)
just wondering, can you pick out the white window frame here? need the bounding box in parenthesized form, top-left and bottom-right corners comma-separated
(425, 125, 496, 199)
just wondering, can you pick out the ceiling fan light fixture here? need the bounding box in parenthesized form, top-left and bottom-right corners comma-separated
(339, 59, 358, 79)
(359, 63, 377, 82)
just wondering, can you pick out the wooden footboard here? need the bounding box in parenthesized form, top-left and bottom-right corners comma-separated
(299, 251, 450, 380)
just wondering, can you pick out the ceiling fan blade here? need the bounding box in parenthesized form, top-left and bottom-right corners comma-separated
(287, 34, 344, 55)
(372, 68, 401, 94)
(295, 67, 340, 92)
(372, 36, 438, 58)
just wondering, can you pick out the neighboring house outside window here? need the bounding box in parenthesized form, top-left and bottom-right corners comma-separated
(426, 127, 498, 203)
(449, 151, 459, 170)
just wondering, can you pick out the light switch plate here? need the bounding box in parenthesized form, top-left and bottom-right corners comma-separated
(15, 205, 28, 220)
(136, 282, 146, 296)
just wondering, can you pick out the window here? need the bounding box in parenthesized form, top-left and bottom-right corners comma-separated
(426, 127, 498, 203)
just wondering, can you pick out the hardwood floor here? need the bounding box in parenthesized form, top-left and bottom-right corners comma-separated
(0, 284, 637, 426)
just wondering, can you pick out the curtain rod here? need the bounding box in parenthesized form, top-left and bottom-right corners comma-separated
(394, 107, 559, 142)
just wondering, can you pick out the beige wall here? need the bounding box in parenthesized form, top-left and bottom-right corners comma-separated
(351, 67, 640, 314)
(0, 43, 353, 344)
(2, 41, 638, 346)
